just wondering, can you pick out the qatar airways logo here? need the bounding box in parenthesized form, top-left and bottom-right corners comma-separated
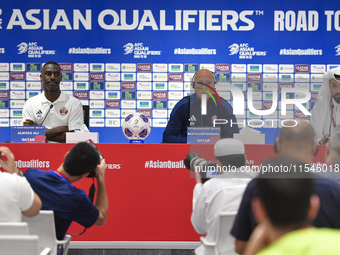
(153, 92, 167, 99)
(0, 91, 9, 99)
(137, 64, 152, 72)
(74, 91, 89, 99)
(311, 92, 318, 101)
(295, 111, 309, 119)
(106, 100, 120, 108)
(263, 101, 273, 109)
(90, 73, 104, 80)
(10, 73, 25, 80)
(295, 65, 310, 73)
(247, 74, 262, 82)
(168, 73, 183, 81)
(216, 64, 230, 72)
(137, 110, 151, 117)
(279, 83, 294, 91)
(59, 63, 73, 71)
(121, 82, 136, 90)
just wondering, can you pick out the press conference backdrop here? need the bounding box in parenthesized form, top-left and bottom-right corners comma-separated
(0, 0, 339, 143)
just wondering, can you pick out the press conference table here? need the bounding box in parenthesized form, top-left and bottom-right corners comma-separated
(0, 143, 326, 249)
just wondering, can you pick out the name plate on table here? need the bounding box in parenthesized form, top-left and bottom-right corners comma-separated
(11, 126, 45, 143)
(187, 127, 220, 144)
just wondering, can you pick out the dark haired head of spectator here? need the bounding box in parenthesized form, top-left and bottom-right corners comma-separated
(63, 142, 100, 176)
(253, 156, 319, 230)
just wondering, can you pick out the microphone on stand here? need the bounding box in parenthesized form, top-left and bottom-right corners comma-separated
(40, 105, 53, 126)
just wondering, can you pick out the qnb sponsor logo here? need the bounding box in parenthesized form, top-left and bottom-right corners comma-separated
(105, 164, 122, 170)
(144, 160, 185, 169)
(69, 47, 111, 54)
(174, 47, 216, 55)
(279, 48, 322, 56)
(14, 159, 50, 168)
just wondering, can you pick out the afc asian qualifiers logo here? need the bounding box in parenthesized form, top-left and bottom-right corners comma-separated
(60, 107, 68, 116)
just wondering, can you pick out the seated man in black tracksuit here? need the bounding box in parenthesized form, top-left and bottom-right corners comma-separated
(162, 69, 239, 143)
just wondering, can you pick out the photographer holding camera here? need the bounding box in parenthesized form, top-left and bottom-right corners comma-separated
(24, 141, 108, 240)
(187, 138, 254, 255)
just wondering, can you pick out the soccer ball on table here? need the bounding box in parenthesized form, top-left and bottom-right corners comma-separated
(122, 112, 151, 140)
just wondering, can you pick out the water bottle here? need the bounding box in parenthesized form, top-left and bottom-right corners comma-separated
(75, 122, 81, 132)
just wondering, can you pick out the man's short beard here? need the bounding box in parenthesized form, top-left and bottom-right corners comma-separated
(333, 95, 340, 104)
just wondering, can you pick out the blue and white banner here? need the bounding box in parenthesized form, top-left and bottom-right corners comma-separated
(0, 0, 339, 143)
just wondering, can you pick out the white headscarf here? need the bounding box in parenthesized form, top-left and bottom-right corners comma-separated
(310, 67, 340, 142)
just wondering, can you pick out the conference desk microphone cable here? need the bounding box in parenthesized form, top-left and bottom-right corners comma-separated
(40, 104, 53, 126)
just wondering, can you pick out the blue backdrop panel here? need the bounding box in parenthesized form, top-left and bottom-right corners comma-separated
(0, 0, 339, 143)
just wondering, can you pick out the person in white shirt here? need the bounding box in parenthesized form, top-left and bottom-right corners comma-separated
(0, 147, 41, 221)
(191, 138, 254, 255)
(22, 61, 84, 143)
(311, 67, 340, 145)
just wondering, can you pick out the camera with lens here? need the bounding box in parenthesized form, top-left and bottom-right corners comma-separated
(184, 152, 218, 181)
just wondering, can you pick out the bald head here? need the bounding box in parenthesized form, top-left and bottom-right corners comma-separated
(277, 120, 316, 163)
(280, 120, 315, 145)
(193, 69, 216, 100)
